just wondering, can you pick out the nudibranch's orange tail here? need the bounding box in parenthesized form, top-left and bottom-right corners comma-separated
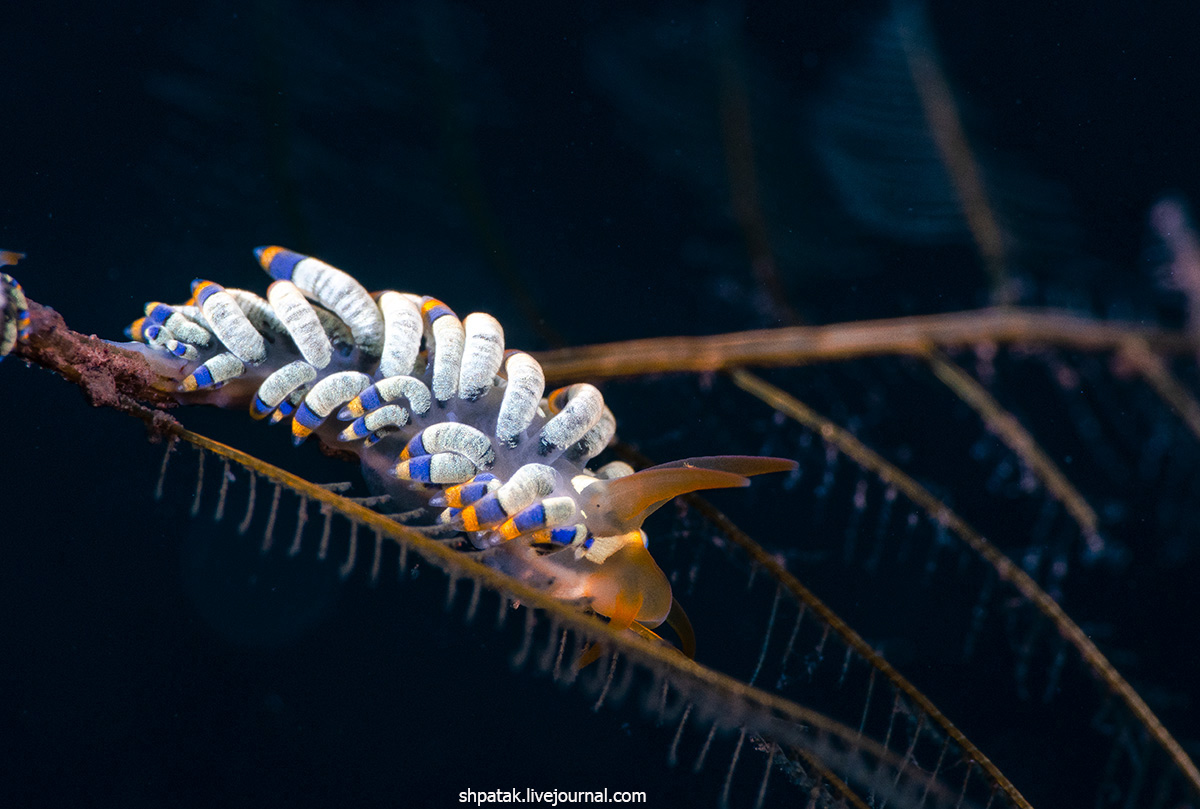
(577, 587, 644, 669)
(650, 455, 799, 477)
(578, 595, 696, 669)
(581, 455, 797, 536)
(573, 456, 793, 664)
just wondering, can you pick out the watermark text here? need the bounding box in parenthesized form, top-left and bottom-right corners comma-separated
(459, 788, 647, 806)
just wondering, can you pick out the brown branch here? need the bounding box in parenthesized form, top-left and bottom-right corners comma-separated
(13, 293, 1198, 427)
(1115, 337, 1200, 442)
(923, 347, 1100, 543)
(534, 307, 1195, 383)
(11, 299, 180, 422)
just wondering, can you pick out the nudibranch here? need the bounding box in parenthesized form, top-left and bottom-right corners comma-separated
(121, 247, 795, 654)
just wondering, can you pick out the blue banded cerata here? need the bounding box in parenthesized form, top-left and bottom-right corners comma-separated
(121, 246, 796, 655)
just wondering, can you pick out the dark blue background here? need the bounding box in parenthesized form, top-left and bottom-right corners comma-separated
(3, 2, 1199, 807)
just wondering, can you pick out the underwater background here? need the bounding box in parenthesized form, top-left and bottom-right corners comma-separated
(3, 1, 1200, 807)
